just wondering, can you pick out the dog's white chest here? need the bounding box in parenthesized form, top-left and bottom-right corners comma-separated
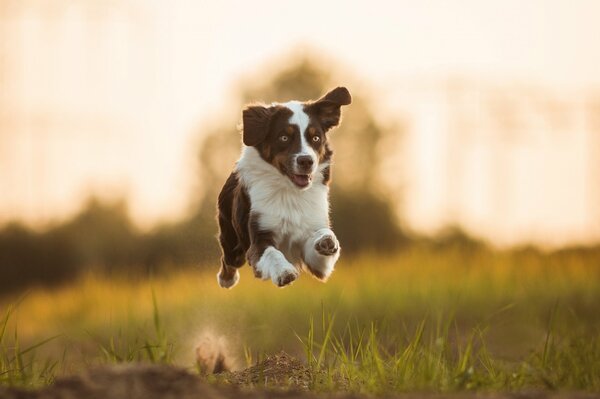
(236, 147, 331, 265)
(251, 182, 329, 242)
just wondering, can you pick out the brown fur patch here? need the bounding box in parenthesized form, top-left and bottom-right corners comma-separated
(246, 213, 276, 271)
(217, 172, 250, 270)
(304, 86, 352, 133)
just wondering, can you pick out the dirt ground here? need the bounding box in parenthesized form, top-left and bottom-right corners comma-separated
(1, 353, 597, 399)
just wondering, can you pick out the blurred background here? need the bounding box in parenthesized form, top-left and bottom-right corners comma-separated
(0, 0, 599, 297)
(1, 1, 600, 387)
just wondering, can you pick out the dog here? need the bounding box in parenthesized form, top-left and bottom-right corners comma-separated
(216, 87, 351, 288)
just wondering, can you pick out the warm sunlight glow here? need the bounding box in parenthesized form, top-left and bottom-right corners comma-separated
(1, 0, 599, 246)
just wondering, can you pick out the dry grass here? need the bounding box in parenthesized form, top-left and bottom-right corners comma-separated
(1, 247, 599, 392)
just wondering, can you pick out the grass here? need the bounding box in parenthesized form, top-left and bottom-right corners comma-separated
(298, 306, 600, 393)
(0, 246, 599, 393)
(0, 301, 62, 386)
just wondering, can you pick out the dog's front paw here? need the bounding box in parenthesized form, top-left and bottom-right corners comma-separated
(315, 235, 339, 256)
(255, 247, 299, 287)
(276, 268, 299, 287)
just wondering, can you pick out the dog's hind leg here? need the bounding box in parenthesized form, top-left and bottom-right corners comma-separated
(303, 228, 340, 281)
(217, 208, 247, 288)
(217, 262, 240, 289)
(217, 231, 245, 289)
(216, 173, 251, 289)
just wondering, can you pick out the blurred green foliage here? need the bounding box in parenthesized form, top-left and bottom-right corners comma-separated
(0, 197, 221, 294)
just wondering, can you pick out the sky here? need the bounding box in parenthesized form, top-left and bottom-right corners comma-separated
(1, 0, 599, 246)
(168, 0, 600, 89)
(158, 0, 600, 144)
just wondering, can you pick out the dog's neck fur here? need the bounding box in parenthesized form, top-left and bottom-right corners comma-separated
(235, 146, 331, 265)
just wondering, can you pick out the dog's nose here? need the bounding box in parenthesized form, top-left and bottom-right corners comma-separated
(297, 155, 314, 170)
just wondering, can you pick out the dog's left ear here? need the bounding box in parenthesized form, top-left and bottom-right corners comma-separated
(307, 87, 352, 132)
(242, 104, 275, 146)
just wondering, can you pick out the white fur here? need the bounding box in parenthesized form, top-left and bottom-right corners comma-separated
(255, 246, 298, 285)
(303, 228, 340, 281)
(236, 146, 337, 275)
(282, 101, 317, 173)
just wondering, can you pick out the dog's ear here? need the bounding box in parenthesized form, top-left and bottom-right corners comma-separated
(242, 105, 274, 146)
(307, 87, 352, 132)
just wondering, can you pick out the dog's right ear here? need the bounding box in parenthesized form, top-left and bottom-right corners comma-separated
(307, 87, 352, 132)
(242, 105, 274, 146)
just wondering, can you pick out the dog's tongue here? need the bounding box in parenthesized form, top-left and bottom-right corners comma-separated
(292, 174, 310, 188)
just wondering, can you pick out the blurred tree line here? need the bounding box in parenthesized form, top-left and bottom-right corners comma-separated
(0, 197, 219, 294)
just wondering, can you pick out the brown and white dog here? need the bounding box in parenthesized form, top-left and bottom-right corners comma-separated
(216, 87, 351, 288)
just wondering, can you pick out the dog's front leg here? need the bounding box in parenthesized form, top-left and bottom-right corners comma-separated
(246, 214, 298, 287)
(303, 228, 340, 281)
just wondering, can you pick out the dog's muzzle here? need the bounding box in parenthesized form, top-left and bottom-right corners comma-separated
(290, 155, 316, 188)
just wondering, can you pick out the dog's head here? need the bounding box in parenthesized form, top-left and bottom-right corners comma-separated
(242, 87, 351, 189)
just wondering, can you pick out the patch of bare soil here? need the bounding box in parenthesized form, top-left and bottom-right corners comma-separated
(0, 353, 597, 399)
(217, 351, 334, 391)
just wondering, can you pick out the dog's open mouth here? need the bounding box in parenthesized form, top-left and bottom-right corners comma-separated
(291, 174, 312, 188)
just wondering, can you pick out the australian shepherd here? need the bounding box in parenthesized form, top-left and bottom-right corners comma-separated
(216, 87, 351, 288)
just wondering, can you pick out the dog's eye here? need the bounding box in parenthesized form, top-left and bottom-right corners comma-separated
(312, 136, 320, 142)
(279, 135, 289, 142)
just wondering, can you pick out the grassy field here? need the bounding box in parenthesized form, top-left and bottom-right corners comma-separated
(1, 246, 599, 394)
